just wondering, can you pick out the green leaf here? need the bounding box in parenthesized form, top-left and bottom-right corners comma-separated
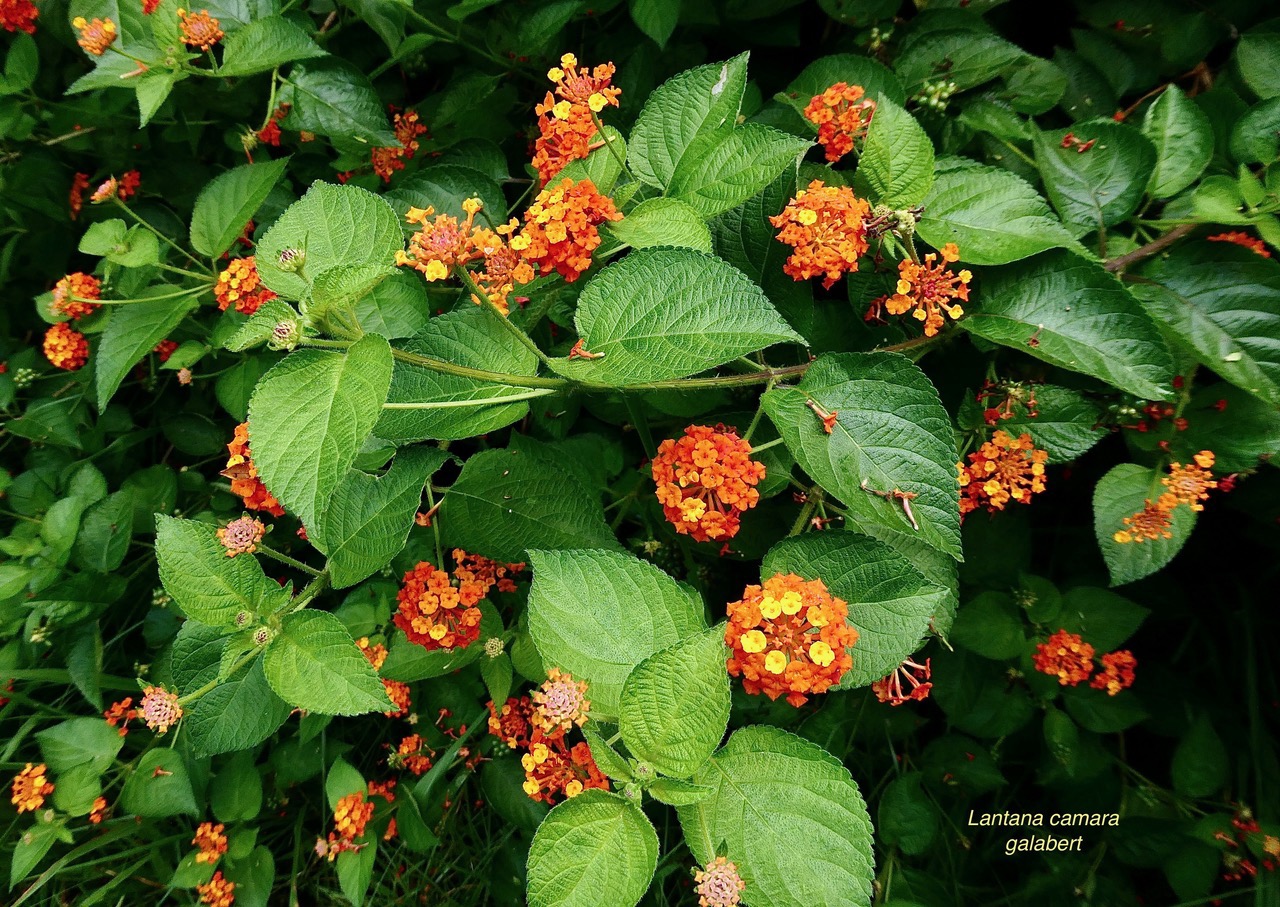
(1034, 122, 1156, 235)
(278, 59, 398, 146)
(629, 0, 679, 47)
(859, 97, 934, 207)
(619, 628, 730, 779)
(762, 352, 962, 559)
(107, 225, 159, 267)
(1056, 586, 1149, 651)
(480, 651, 513, 707)
(96, 294, 201, 408)
(326, 756, 366, 807)
(156, 515, 283, 626)
(916, 158, 1084, 266)
(171, 618, 227, 693)
(964, 251, 1175, 400)
(1179, 383, 1280, 473)
(677, 726, 875, 907)
(218, 16, 326, 77)
(0, 33, 38, 96)
(384, 165, 506, 235)
(526, 791, 659, 907)
(135, 71, 178, 127)
(1141, 86, 1212, 199)
(556, 125, 628, 194)
(257, 180, 404, 302)
(354, 270, 431, 340)
(79, 220, 127, 256)
(311, 447, 449, 588)
(1231, 99, 1280, 164)
(582, 727, 632, 781)
(780, 53, 906, 112)
(187, 657, 292, 757)
(337, 842, 377, 907)
(628, 54, 748, 189)
(262, 610, 393, 715)
(121, 749, 199, 818)
(949, 592, 1026, 660)
(439, 448, 619, 564)
(211, 751, 264, 823)
(1236, 25, 1280, 100)
(1093, 464, 1196, 587)
(310, 263, 396, 313)
(667, 124, 811, 218)
(895, 29, 1025, 95)
(605, 198, 712, 253)
(376, 306, 541, 442)
(986, 384, 1107, 463)
(10, 822, 59, 889)
(527, 548, 706, 719)
(223, 845, 275, 907)
(549, 248, 800, 386)
(878, 773, 938, 855)
(190, 158, 292, 259)
(648, 777, 713, 806)
(53, 764, 103, 816)
(37, 718, 124, 774)
(762, 532, 947, 686)
(248, 334, 393, 527)
(1133, 242, 1280, 406)
(1171, 716, 1228, 798)
(223, 299, 298, 352)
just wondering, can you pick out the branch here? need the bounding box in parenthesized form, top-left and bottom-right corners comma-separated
(1104, 224, 1195, 273)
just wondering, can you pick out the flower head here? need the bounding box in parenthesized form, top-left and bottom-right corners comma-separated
(1032, 630, 1094, 686)
(1159, 451, 1217, 512)
(521, 733, 608, 804)
(215, 256, 277, 315)
(193, 822, 228, 864)
(694, 856, 746, 907)
(90, 177, 119, 204)
(804, 82, 876, 163)
(871, 657, 932, 706)
(531, 668, 589, 734)
(394, 561, 479, 651)
(196, 871, 235, 907)
(140, 685, 182, 733)
(52, 272, 102, 320)
(770, 180, 872, 289)
(1113, 500, 1173, 544)
(1208, 231, 1271, 258)
(725, 573, 858, 707)
(357, 637, 388, 672)
(104, 697, 137, 736)
(73, 16, 117, 55)
(217, 516, 264, 557)
(875, 243, 970, 337)
(513, 178, 620, 283)
(532, 98, 598, 185)
(154, 339, 179, 362)
(653, 424, 766, 543)
(223, 422, 285, 516)
(957, 431, 1048, 516)
(1091, 650, 1136, 695)
(395, 202, 483, 280)
(548, 53, 620, 112)
(383, 679, 412, 718)
(11, 763, 53, 813)
(333, 791, 373, 842)
(178, 8, 223, 50)
(389, 733, 432, 775)
(468, 221, 535, 314)
(89, 796, 110, 824)
(488, 695, 534, 749)
(371, 109, 428, 183)
(1, 0, 38, 34)
(44, 323, 90, 371)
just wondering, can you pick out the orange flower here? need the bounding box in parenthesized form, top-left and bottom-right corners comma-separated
(140, 685, 182, 733)
(1032, 630, 1094, 686)
(694, 856, 746, 907)
(652, 424, 766, 543)
(216, 515, 264, 557)
(383, 679, 411, 718)
(43, 323, 90, 370)
(957, 431, 1048, 516)
(1208, 231, 1271, 258)
(547, 53, 620, 113)
(394, 561, 480, 651)
(1159, 450, 1217, 512)
(724, 573, 858, 707)
(90, 177, 119, 204)
(1091, 650, 1136, 695)
(73, 16, 117, 55)
(389, 733, 433, 775)
(89, 796, 110, 824)
(1113, 500, 1173, 544)
(875, 243, 970, 337)
(357, 637, 388, 672)
(196, 871, 235, 907)
(803, 82, 876, 163)
(143, 0, 161, 13)
(531, 668, 589, 734)
(512, 178, 620, 283)
(215, 256, 277, 315)
(371, 109, 428, 183)
(532, 99, 598, 185)
(118, 170, 142, 200)
(223, 422, 286, 517)
(1, 0, 38, 34)
(154, 339, 179, 362)
(367, 778, 397, 802)
(488, 695, 534, 749)
(769, 180, 872, 289)
(469, 225, 536, 314)
(104, 697, 137, 736)
(178, 8, 223, 50)
(69, 172, 91, 220)
(11, 763, 54, 813)
(871, 657, 932, 706)
(52, 272, 102, 320)
(520, 732, 608, 804)
(333, 791, 373, 841)
(395, 199, 485, 281)
(192, 822, 228, 864)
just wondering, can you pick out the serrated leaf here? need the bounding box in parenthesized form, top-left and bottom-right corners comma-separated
(75, 491, 133, 572)
(309, 263, 396, 315)
(964, 251, 1175, 400)
(895, 29, 1024, 94)
(121, 749, 199, 817)
(860, 96, 934, 206)
(557, 126, 627, 194)
(218, 16, 326, 78)
(762, 352, 961, 558)
(619, 628, 730, 778)
(629, 0, 679, 47)
(648, 777, 713, 806)
(278, 59, 398, 146)
(878, 773, 937, 855)
(96, 294, 201, 408)
(677, 726, 875, 907)
(1093, 464, 1196, 586)
(188, 657, 292, 757)
(1171, 716, 1227, 798)
(248, 334, 393, 527)
(156, 515, 285, 626)
(36, 718, 124, 774)
(190, 158, 292, 259)
(605, 198, 711, 252)
(762, 532, 947, 686)
(263, 610, 393, 715)
(354, 270, 430, 339)
(1034, 122, 1155, 235)
(527, 791, 658, 907)
(171, 618, 226, 693)
(988, 385, 1107, 463)
(582, 727, 632, 781)
(1141, 86, 1212, 199)
(549, 248, 800, 386)
(668, 124, 811, 218)
(527, 548, 706, 719)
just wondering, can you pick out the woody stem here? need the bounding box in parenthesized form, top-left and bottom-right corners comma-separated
(1104, 224, 1195, 272)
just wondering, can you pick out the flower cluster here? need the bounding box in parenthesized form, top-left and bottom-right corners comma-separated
(1033, 630, 1137, 695)
(73, 16, 117, 55)
(770, 180, 872, 289)
(217, 516, 264, 557)
(521, 734, 608, 804)
(89, 170, 141, 204)
(193, 822, 228, 864)
(872, 243, 970, 337)
(104, 697, 137, 736)
(975, 379, 1039, 426)
(389, 734, 433, 775)
(70, 172, 91, 220)
(1208, 231, 1271, 258)
(531, 54, 620, 184)
(358, 634, 413, 717)
(140, 685, 182, 733)
(371, 109, 428, 183)
(223, 422, 286, 516)
(215, 256, 277, 315)
(11, 763, 53, 813)
(725, 573, 859, 707)
(1114, 451, 1217, 544)
(531, 668, 590, 735)
(256, 104, 290, 147)
(52, 272, 101, 320)
(319, 791, 374, 860)
(488, 695, 608, 804)
(652, 424, 766, 544)
(394, 550, 524, 651)
(487, 695, 533, 749)
(89, 796, 109, 824)
(957, 431, 1049, 516)
(872, 657, 932, 706)
(511, 177, 620, 283)
(196, 872, 235, 907)
(43, 322, 90, 371)
(178, 9, 223, 51)
(803, 82, 876, 163)
(1, 0, 38, 35)
(694, 856, 746, 907)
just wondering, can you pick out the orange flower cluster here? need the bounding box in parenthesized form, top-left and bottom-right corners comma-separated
(389, 733, 432, 775)
(11, 763, 53, 813)
(725, 573, 859, 707)
(104, 697, 137, 736)
(196, 872, 235, 907)
(357, 637, 388, 671)
(223, 422, 286, 517)
(1114, 451, 1217, 543)
(874, 243, 970, 337)
(1, 0, 38, 34)
(770, 180, 872, 289)
(653, 424, 766, 543)
(957, 431, 1049, 516)
(694, 856, 746, 907)
(215, 256, 277, 315)
(548, 53, 621, 111)
(256, 104, 289, 147)
(511, 177, 620, 283)
(193, 822, 228, 864)
(70, 172, 91, 220)
(367, 778, 397, 803)
(871, 657, 932, 706)
(804, 82, 876, 163)
(531, 668, 590, 735)
(178, 8, 223, 50)
(371, 109, 428, 183)
(140, 685, 182, 733)
(1033, 630, 1137, 695)
(394, 551, 524, 651)
(1091, 650, 1137, 695)
(383, 680, 411, 718)
(52, 272, 101, 319)
(43, 323, 90, 371)
(521, 733, 609, 804)
(488, 695, 534, 749)
(1208, 231, 1271, 258)
(217, 516, 264, 557)
(532, 54, 620, 184)
(143, 0, 160, 13)
(73, 16, 117, 55)
(487, 696, 607, 804)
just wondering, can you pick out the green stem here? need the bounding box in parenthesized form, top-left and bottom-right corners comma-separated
(288, 572, 330, 613)
(425, 484, 444, 568)
(743, 378, 776, 441)
(113, 199, 205, 268)
(177, 648, 257, 705)
(383, 388, 557, 409)
(77, 285, 208, 305)
(454, 265, 552, 366)
(748, 437, 784, 454)
(789, 490, 822, 536)
(156, 262, 212, 280)
(625, 396, 658, 460)
(590, 110, 630, 179)
(256, 543, 322, 576)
